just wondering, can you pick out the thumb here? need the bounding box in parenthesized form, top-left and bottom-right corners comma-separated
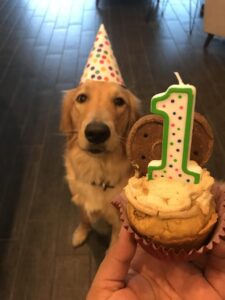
(88, 227, 137, 296)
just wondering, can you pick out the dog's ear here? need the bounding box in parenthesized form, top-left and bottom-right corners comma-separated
(60, 89, 76, 134)
(126, 90, 142, 132)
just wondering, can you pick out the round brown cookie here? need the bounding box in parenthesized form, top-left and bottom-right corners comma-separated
(127, 112, 214, 176)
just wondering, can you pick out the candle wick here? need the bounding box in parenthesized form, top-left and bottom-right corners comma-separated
(174, 72, 184, 85)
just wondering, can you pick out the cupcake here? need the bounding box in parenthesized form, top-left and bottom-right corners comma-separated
(114, 113, 225, 259)
(124, 162, 218, 250)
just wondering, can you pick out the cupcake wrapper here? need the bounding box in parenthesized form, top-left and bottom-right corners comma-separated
(113, 182, 225, 261)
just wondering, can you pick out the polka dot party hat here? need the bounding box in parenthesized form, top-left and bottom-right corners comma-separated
(80, 24, 125, 85)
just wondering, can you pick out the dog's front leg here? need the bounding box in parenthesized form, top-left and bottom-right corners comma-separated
(72, 207, 91, 247)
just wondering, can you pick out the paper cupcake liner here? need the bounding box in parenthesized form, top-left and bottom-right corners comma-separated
(113, 182, 225, 261)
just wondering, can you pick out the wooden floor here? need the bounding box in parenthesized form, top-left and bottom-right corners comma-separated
(0, 0, 225, 299)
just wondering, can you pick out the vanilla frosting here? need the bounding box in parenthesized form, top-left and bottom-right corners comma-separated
(124, 167, 215, 219)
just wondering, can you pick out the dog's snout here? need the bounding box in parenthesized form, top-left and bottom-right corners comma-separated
(85, 122, 110, 144)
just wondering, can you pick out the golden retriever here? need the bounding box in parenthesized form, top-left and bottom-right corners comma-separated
(60, 80, 140, 247)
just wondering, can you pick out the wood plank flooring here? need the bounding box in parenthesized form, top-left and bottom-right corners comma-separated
(0, 0, 225, 299)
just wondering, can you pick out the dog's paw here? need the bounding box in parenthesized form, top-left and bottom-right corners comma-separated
(72, 224, 90, 247)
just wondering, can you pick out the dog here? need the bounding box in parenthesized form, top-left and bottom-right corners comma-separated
(60, 80, 140, 247)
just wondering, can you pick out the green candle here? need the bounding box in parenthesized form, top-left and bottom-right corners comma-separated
(148, 73, 202, 184)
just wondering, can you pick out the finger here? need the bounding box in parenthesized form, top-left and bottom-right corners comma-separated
(93, 227, 137, 287)
(191, 254, 209, 271)
(190, 239, 225, 271)
(204, 239, 225, 298)
(211, 237, 225, 258)
(205, 238, 225, 272)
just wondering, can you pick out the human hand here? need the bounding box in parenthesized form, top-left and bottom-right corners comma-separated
(87, 227, 225, 300)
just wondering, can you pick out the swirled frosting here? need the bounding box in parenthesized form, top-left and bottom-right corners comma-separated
(124, 166, 215, 219)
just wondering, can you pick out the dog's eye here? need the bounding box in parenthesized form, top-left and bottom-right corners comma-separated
(114, 97, 126, 107)
(76, 94, 88, 103)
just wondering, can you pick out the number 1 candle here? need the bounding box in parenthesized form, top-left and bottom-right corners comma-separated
(148, 73, 202, 184)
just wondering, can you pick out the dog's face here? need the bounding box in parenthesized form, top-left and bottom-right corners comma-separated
(60, 80, 140, 154)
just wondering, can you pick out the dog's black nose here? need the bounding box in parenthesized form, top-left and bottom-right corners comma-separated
(85, 122, 110, 144)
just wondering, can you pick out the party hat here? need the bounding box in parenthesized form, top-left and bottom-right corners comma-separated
(80, 24, 125, 85)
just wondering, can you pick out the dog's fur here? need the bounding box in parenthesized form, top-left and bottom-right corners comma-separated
(60, 80, 140, 247)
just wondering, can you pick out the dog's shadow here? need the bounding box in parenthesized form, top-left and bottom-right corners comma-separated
(87, 230, 111, 269)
